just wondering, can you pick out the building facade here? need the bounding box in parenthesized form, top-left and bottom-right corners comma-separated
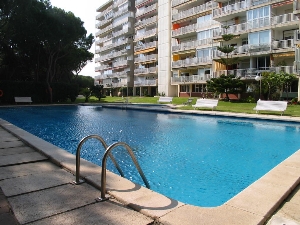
(95, 0, 135, 96)
(95, 0, 300, 99)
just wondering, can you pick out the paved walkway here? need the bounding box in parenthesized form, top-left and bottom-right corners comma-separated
(1, 108, 300, 224)
(0, 127, 153, 225)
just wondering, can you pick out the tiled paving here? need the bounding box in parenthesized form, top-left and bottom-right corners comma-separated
(0, 106, 300, 225)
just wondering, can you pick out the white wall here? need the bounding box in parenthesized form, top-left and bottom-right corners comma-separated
(158, 0, 177, 96)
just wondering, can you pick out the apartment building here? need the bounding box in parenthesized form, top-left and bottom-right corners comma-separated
(95, 0, 300, 99)
(94, 0, 135, 96)
(133, 0, 175, 96)
(171, 0, 220, 97)
(294, 0, 300, 98)
(171, 0, 300, 98)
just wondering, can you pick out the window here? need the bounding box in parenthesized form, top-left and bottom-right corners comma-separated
(247, 6, 270, 28)
(197, 48, 212, 59)
(197, 29, 213, 40)
(248, 30, 270, 45)
(247, 6, 270, 21)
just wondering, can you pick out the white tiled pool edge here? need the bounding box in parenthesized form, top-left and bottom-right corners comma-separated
(1, 109, 300, 225)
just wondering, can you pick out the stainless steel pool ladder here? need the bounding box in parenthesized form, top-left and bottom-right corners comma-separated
(73, 135, 150, 202)
(73, 135, 124, 184)
(97, 142, 150, 201)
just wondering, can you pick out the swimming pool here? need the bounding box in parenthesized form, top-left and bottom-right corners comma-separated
(0, 105, 299, 207)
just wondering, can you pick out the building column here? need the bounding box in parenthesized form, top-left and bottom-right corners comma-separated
(157, 0, 176, 97)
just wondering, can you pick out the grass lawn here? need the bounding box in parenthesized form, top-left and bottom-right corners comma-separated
(74, 96, 300, 117)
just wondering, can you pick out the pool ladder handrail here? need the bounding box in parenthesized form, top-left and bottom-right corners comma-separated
(73, 135, 124, 184)
(97, 142, 150, 202)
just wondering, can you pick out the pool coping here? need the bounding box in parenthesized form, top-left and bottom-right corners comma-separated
(0, 105, 300, 224)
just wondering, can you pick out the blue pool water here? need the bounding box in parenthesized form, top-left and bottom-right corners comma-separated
(0, 105, 299, 207)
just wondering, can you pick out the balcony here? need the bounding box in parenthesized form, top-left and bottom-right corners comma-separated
(114, 71, 129, 78)
(134, 28, 157, 42)
(294, 0, 300, 14)
(135, 15, 157, 29)
(213, 13, 299, 38)
(134, 67, 158, 75)
(113, 0, 128, 8)
(113, 15, 134, 28)
(172, 1, 216, 22)
(112, 59, 131, 69)
(134, 54, 158, 63)
(134, 79, 157, 86)
(95, 65, 110, 72)
(172, 0, 193, 8)
(171, 74, 213, 84)
(136, 3, 157, 18)
(213, 1, 248, 19)
(172, 57, 213, 68)
(96, 5, 113, 20)
(96, 17, 113, 29)
(96, 24, 113, 37)
(172, 38, 213, 53)
(213, 66, 297, 79)
(135, 41, 157, 52)
(96, 34, 113, 46)
(172, 23, 197, 38)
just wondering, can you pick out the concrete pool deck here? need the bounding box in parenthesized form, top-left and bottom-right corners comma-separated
(0, 105, 300, 224)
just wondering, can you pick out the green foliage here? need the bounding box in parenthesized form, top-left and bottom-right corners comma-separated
(0, 0, 94, 85)
(213, 26, 239, 72)
(221, 34, 235, 41)
(206, 74, 244, 100)
(72, 75, 94, 89)
(261, 71, 298, 100)
(91, 85, 103, 101)
(80, 87, 92, 102)
(217, 45, 235, 54)
(0, 81, 78, 103)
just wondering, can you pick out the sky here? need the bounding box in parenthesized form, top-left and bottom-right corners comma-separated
(50, 0, 109, 78)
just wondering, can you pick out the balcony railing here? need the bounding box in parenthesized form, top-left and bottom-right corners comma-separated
(172, 57, 212, 68)
(172, 23, 197, 37)
(172, 38, 213, 52)
(134, 67, 158, 75)
(172, 1, 216, 22)
(172, 0, 192, 8)
(135, 41, 157, 51)
(113, 0, 128, 8)
(213, 66, 297, 79)
(135, 15, 157, 28)
(96, 17, 112, 29)
(136, 3, 157, 18)
(96, 24, 113, 37)
(135, 28, 157, 41)
(134, 79, 157, 86)
(113, 14, 134, 28)
(294, 0, 300, 11)
(95, 65, 110, 72)
(213, 1, 247, 18)
(214, 0, 299, 18)
(113, 59, 131, 68)
(171, 74, 214, 84)
(134, 54, 158, 63)
(136, 0, 150, 8)
(213, 39, 295, 58)
(213, 13, 299, 37)
(96, 34, 113, 45)
(96, 5, 113, 20)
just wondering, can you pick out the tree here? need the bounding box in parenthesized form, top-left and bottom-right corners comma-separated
(91, 85, 103, 101)
(278, 71, 298, 100)
(262, 71, 298, 100)
(206, 74, 244, 100)
(214, 26, 239, 74)
(0, 0, 94, 102)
